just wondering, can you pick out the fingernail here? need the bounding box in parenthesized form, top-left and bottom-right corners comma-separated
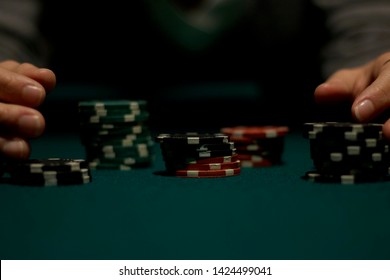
(22, 85, 44, 105)
(18, 115, 42, 137)
(355, 99, 375, 121)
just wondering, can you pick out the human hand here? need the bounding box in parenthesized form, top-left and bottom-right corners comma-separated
(314, 51, 390, 138)
(0, 60, 56, 159)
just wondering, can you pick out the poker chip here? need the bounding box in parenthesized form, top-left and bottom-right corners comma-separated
(160, 141, 235, 152)
(166, 160, 241, 171)
(174, 168, 241, 178)
(235, 144, 264, 152)
(184, 155, 239, 164)
(157, 132, 241, 178)
(239, 159, 273, 167)
(5, 158, 89, 173)
(303, 171, 387, 184)
(302, 122, 390, 184)
(79, 112, 150, 124)
(80, 133, 151, 146)
(88, 137, 153, 148)
(157, 132, 229, 144)
(221, 126, 289, 138)
(303, 122, 383, 134)
(78, 99, 155, 170)
(221, 126, 289, 167)
(91, 142, 154, 154)
(4, 158, 92, 187)
(88, 162, 133, 170)
(162, 148, 236, 159)
(310, 139, 390, 157)
(80, 124, 150, 137)
(312, 160, 389, 176)
(11, 170, 92, 186)
(303, 122, 383, 141)
(78, 99, 148, 110)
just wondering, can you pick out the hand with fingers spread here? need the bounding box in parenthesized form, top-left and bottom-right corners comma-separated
(314, 51, 390, 138)
(0, 60, 56, 159)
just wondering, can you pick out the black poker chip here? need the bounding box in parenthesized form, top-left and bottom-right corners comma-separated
(160, 141, 235, 152)
(304, 130, 383, 141)
(156, 132, 242, 177)
(311, 150, 390, 164)
(302, 122, 390, 184)
(3, 158, 93, 186)
(309, 137, 388, 149)
(9, 169, 92, 186)
(156, 132, 229, 144)
(303, 122, 384, 141)
(303, 122, 383, 134)
(312, 160, 389, 176)
(5, 158, 89, 174)
(302, 170, 388, 184)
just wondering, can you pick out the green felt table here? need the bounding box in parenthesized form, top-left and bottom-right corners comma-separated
(1, 130, 390, 260)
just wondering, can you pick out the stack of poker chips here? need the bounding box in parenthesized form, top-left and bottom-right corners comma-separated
(302, 122, 390, 184)
(220, 126, 289, 167)
(3, 158, 92, 186)
(156, 132, 241, 178)
(78, 100, 154, 170)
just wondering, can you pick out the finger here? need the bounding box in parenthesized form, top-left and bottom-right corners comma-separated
(0, 103, 45, 138)
(0, 66, 47, 108)
(0, 61, 56, 92)
(352, 56, 390, 122)
(31, 68, 56, 92)
(314, 68, 370, 104)
(0, 136, 30, 159)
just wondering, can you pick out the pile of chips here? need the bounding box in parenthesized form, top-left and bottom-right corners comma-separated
(156, 132, 241, 178)
(220, 126, 289, 167)
(302, 122, 390, 184)
(2, 158, 92, 186)
(78, 100, 155, 170)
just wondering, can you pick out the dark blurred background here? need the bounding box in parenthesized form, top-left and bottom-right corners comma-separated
(37, 0, 350, 133)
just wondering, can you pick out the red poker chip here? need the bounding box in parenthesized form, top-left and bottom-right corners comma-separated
(236, 154, 268, 161)
(172, 160, 241, 171)
(221, 126, 289, 138)
(240, 159, 273, 167)
(237, 154, 276, 167)
(175, 167, 241, 178)
(235, 144, 264, 152)
(229, 136, 257, 144)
